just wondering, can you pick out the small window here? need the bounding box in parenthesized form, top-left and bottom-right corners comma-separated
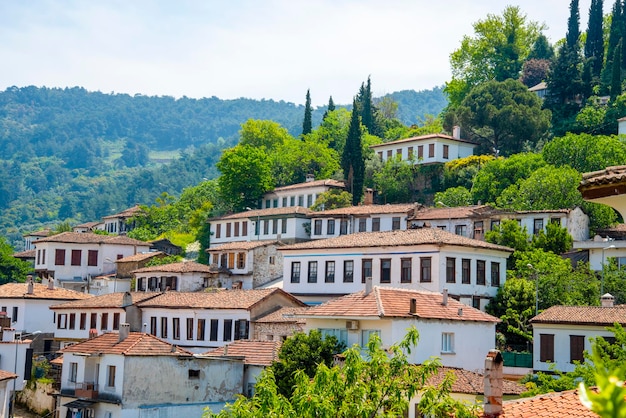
(472, 296, 481, 310)
(234, 222, 239, 237)
(443, 144, 449, 159)
(226, 223, 231, 238)
(570, 335, 585, 363)
(107, 365, 116, 387)
(327, 220, 335, 235)
(187, 318, 194, 340)
(358, 218, 367, 232)
(308, 261, 318, 283)
(420, 257, 432, 282)
(372, 218, 380, 232)
(215, 224, 221, 238)
(290, 196, 296, 206)
(344, 260, 354, 283)
(298, 195, 304, 206)
(113, 313, 120, 330)
(380, 259, 391, 283)
(281, 218, 287, 234)
(80, 313, 87, 330)
(71, 250, 81, 266)
(325, 261, 335, 283)
(161, 317, 168, 338)
(188, 369, 200, 379)
(242, 221, 248, 236)
(282, 197, 287, 207)
(387, 150, 392, 159)
(446, 257, 456, 283)
(362, 259, 372, 283)
(269, 256, 275, 265)
(441, 333, 454, 353)
(540, 334, 555, 362)
(455, 225, 466, 236)
(407, 147, 413, 159)
(417, 145, 424, 159)
(58, 314, 67, 329)
(491, 262, 501, 287)
(209, 319, 218, 341)
(461, 259, 471, 284)
(69, 313, 76, 330)
(272, 219, 278, 234)
(339, 219, 348, 235)
(237, 253, 245, 269)
(401, 258, 412, 283)
(477, 260, 486, 285)
(428, 143, 435, 158)
(55, 249, 66, 266)
(150, 317, 157, 335)
(173, 318, 180, 340)
(69, 362, 78, 383)
(307, 195, 313, 207)
(533, 218, 544, 235)
(197, 318, 206, 341)
(224, 319, 233, 342)
(263, 220, 269, 235)
(12, 307, 18, 323)
(392, 217, 401, 230)
(87, 250, 98, 266)
(314, 220, 322, 235)
(291, 262, 301, 283)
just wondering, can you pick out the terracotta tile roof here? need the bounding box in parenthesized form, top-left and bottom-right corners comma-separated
(35, 232, 148, 246)
(580, 165, 626, 186)
(61, 331, 193, 356)
(279, 229, 513, 253)
(0, 283, 93, 301)
(73, 221, 102, 229)
(530, 305, 626, 326)
(136, 288, 305, 310)
(370, 133, 477, 148)
(0, 370, 17, 382)
(13, 249, 35, 258)
(131, 261, 213, 274)
(500, 388, 597, 417)
(428, 366, 524, 396)
(50, 355, 63, 366)
(210, 206, 311, 221)
(300, 287, 500, 323)
(102, 205, 143, 219)
(24, 229, 51, 238)
(310, 203, 418, 217)
(203, 340, 281, 366)
(409, 205, 490, 221)
(207, 240, 280, 252)
(254, 307, 309, 324)
(50, 292, 159, 310)
(270, 179, 345, 192)
(116, 252, 165, 263)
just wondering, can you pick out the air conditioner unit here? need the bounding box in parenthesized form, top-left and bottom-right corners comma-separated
(346, 320, 359, 330)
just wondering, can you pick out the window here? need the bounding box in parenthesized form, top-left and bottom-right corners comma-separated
(100, 313, 108, 330)
(281, 218, 287, 234)
(234, 222, 239, 237)
(491, 262, 501, 286)
(91, 313, 97, 329)
(187, 318, 194, 340)
(417, 145, 423, 159)
(269, 256, 275, 265)
(358, 218, 367, 232)
(570, 335, 585, 363)
(396, 148, 402, 157)
(113, 313, 120, 330)
(362, 259, 372, 283)
(540, 334, 555, 362)
(378, 151, 383, 160)
(272, 219, 278, 234)
(273, 199, 278, 208)
(327, 220, 335, 235)
(319, 328, 348, 346)
(361, 330, 381, 347)
(428, 143, 435, 158)
(173, 318, 180, 340)
(372, 218, 380, 232)
(308, 261, 318, 283)
(107, 365, 116, 387)
(242, 221, 248, 236)
(161, 317, 167, 338)
(71, 250, 81, 266)
(443, 144, 449, 159)
(392, 217, 401, 230)
(408, 146, 413, 159)
(224, 319, 233, 342)
(58, 314, 67, 329)
(197, 319, 206, 341)
(235, 319, 249, 340)
(455, 225, 467, 236)
(533, 218, 544, 235)
(237, 252, 245, 269)
(69, 362, 78, 383)
(263, 220, 269, 234)
(477, 260, 486, 285)
(441, 333, 454, 353)
(80, 313, 87, 330)
(298, 195, 304, 206)
(380, 259, 391, 283)
(344, 260, 354, 283)
(387, 150, 392, 159)
(265, 199, 271, 209)
(490, 220, 500, 230)
(420, 257, 432, 282)
(446, 257, 456, 283)
(325, 261, 335, 283)
(472, 296, 481, 310)
(69, 313, 76, 330)
(339, 219, 348, 235)
(12, 307, 17, 323)
(87, 250, 98, 266)
(188, 369, 200, 380)
(228, 253, 235, 269)
(226, 223, 231, 237)
(474, 221, 484, 239)
(282, 197, 287, 207)
(401, 258, 412, 283)
(314, 220, 322, 235)
(291, 262, 301, 283)
(55, 249, 66, 266)
(209, 319, 218, 341)
(150, 317, 157, 335)
(215, 224, 221, 238)
(290, 196, 296, 206)
(550, 217, 561, 226)
(307, 194, 313, 207)
(461, 259, 471, 284)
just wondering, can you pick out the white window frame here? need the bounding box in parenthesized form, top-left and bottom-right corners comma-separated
(441, 332, 455, 354)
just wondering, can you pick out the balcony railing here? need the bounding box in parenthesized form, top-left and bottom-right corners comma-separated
(74, 382, 99, 399)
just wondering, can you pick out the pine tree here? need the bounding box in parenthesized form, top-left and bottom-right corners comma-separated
(585, 0, 604, 80)
(341, 100, 364, 205)
(528, 34, 555, 60)
(302, 89, 312, 136)
(601, 0, 622, 93)
(355, 76, 382, 137)
(322, 96, 335, 120)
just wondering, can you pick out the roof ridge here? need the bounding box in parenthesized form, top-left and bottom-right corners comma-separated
(374, 287, 385, 317)
(119, 333, 146, 354)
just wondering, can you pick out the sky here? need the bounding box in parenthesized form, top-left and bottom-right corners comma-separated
(0, 0, 593, 106)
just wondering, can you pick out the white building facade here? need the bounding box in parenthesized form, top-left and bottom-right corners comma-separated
(370, 131, 476, 165)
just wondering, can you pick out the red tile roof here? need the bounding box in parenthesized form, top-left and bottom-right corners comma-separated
(254, 307, 309, 324)
(13, 249, 35, 259)
(116, 252, 165, 263)
(409, 205, 490, 221)
(370, 133, 477, 148)
(131, 261, 213, 274)
(102, 205, 143, 220)
(207, 240, 280, 252)
(531, 305, 626, 326)
(300, 287, 500, 323)
(270, 179, 345, 192)
(310, 203, 418, 217)
(35, 232, 148, 246)
(0, 283, 92, 301)
(579, 165, 626, 189)
(203, 340, 281, 366)
(61, 331, 192, 356)
(500, 388, 597, 417)
(50, 292, 159, 310)
(428, 366, 524, 396)
(24, 229, 51, 238)
(279, 228, 513, 253)
(0, 370, 17, 382)
(210, 206, 311, 221)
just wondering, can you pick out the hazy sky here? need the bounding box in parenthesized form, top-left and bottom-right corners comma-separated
(0, 1, 592, 106)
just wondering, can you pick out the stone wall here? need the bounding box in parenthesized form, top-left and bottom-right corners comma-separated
(253, 321, 303, 341)
(252, 246, 283, 288)
(17, 380, 55, 416)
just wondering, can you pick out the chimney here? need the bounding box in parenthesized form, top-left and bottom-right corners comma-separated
(458, 308, 463, 316)
(118, 323, 130, 343)
(442, 289, 448, 306)
(363, 188, 374, 206)
(452, 125, 461, 139)
(365, 277, 373, 295)
(122, 292, 132, 307)
(483, 349, 504, 417)
(48, 279, 54, 290)
(409, 298, 417, 314)
(305, 174, 315, 183)
(601, 293, 615, 308)
(89, 328, 98, 339)
(27, 276, 34, 295)
(224, 345, 228, 356)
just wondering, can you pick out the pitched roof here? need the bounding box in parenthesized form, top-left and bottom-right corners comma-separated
(102, 205, 143, 219)
(300, 287, 499, 323)
(136, 288, 304, 310)
(50, 292, 159, 310)
(254, 306, 309, 324)
(207, 240, 280, 252)
(131, 261, 213, 274)
(116, 252, 165, 263)
(310, 203, 418, 217)
(279, 228, 513, 253)
(500, 388, 597, 417)
(0, 370, 17, 382)
(370, 133, 477, 148)
(61, 331, 192, 356)
(428, 366, 524, 396)
(579, 165, 626, 188)
(24, 229, 51, 238)
(210, 206, 311, 221)
(0, 283, 93, 301)
(73, 221, 102, 229)
(203, 340, 281, 366)
(530, 305, 626, 326)
(270, 179, 345, 192)
(13, 249, 35, 259)
(35, 232, 148, 246)
(409, 205, 489, 221)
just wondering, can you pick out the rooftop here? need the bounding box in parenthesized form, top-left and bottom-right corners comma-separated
(61, 331, 192, 356)
(531, 305, 626, 326)
(254, 306, 309, 324)
(35, 232, 148, 246)
(310, 203, 418, 217)
(116, 251, 165, 263)
(207, 240, 281, 252)
(132, 261, 214, 274)
(0, 283, 93, 301)
(50, 292, 159, 310)
(500, 388, 597, 417)
(429, 366, 524, 396)
(210, 206, 311, 221)
(0, 370, 17, 382)
(203, 340, 281, 366)
(370, 133, 477, 148)
(13, 249, 35, 259)
(102, 205, 143, 220)
(269, 179, 345, 193)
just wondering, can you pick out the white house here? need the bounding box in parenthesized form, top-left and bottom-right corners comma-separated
(530, 294, 626, 373)
(72, 221, 103, 234)
(370, 129, 476, 165)
(132, 261, 214, 292)
(572, 235, 626, 271)
(58, 327, 244, 418)
(101, 205, 142, 235)
(308, 203, 418, 239)
(23, 229, 51, 251)
(0, 370, 16, 418)
(206, 240, 284, 289)
(298, 286, 500, 372)
(279, 228, 513, 308)
(136, 288, 306, 352)
(260, 176, 345, 209)
(33, 232, 151, 292)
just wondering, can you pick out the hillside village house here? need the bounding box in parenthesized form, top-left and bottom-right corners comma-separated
(206, 240, 284, 289)
(252, 306, 308, 341)
(135, 288, 306, 352)
(260, 176, 345, 209)
(298, 286, 500, 372)
(370, 128, 476, 165)
(530, 294, 626, 373)
(132, 261, 214, 292)
(279, 228, 512, 308)
(58, 327, 244, 418)
(101, 205, 142, 235)
(33, 232, 151, 292)
(23, 228, 51, 251)
(115, 251, 165, 279)
(0, 371, 15, 418)
(72, 221, 103, 234)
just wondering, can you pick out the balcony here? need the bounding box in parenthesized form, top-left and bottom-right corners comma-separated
(61, 382, 121, 403)
(74, 382, 99, 399)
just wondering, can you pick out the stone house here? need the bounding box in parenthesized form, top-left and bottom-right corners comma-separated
(253, 306, 308, 341)
(132, 261, 214, 292)
(115, 251, 166, 279)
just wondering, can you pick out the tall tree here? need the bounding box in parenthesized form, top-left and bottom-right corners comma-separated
(341, 101, 365, 205)
(302, 89, 312, 136)
(322, 96, 335, 121)
(584, 0, 605, 81)
(528, 34, 554, 60)
(356, 76, 381, 137)
(0, 237, 31, 284)
(602, 0, 622, 93)
(612, 40, 623, 100)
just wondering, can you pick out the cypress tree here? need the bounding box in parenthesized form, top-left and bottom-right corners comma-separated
(566, 0, 581, 49)
(341, 100, 364, 205)
(601, 0, 622, 93)
(322, 96, 335, 121)
(612, 40, 623, 100)
(529, 34, 554, 61)
(302, 89, 312, 136)
(584, 0, 604, 80)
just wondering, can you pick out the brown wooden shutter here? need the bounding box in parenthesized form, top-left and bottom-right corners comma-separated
(540, 334, 554, 362)
(570, 335, 585, 363)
